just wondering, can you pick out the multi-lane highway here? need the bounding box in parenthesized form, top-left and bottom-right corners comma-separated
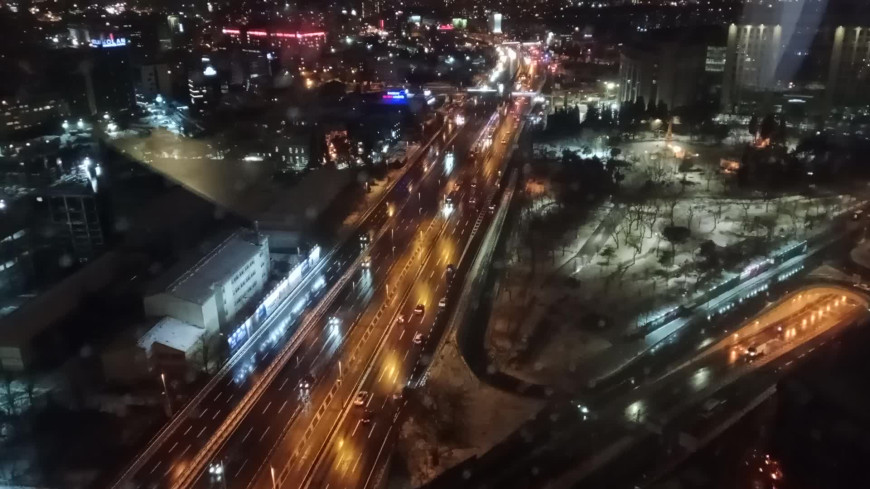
(113, 106, 473, 489)
(297, 95, 535, 489)
(113, 42, 539, 489)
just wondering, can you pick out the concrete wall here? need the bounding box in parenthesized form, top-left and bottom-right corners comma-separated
(143, 292, 220, 332)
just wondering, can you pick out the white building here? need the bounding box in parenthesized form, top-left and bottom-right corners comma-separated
(144, 229, 269, 333)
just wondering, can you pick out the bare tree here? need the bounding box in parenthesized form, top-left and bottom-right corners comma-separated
(710, 202, 726, 231)
(194, 332, 227, 375)
(686, 205, 697, 231)
(0, 366, 16, 415)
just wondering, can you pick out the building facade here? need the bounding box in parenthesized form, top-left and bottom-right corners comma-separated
(618, 41, 708, 110)
(826, 26, 870, 108)
(144, 229, 269, 333)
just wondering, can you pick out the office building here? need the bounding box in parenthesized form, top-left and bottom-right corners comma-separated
(826, 26, 870, 108)
(45, 183, 107, 262)
(618, 42, 708, 110)
(0, 96, 68, 138)
(143, 229, 269, 334)
(139, 64, 172, 100)
(188, 71, 220, 116)
(618, 28, 724, 110)
(488, 12, 503, 34)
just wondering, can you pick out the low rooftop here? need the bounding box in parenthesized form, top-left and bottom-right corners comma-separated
(148, 228, 264, 305)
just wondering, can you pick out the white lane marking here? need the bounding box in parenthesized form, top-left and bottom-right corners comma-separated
(279, 378, 289, 391)
(278, 400, 288, 414)
(262, 401, 272, 415)
(234, 459, 248, 478)
(212, 409, 220, 420)
(213, 392, 222, 402)
(197, 426, 207, 438)
(352, 419, 362, 437)
(168, 441, 178, 453)
(368, 421, 378, 439)
(183, 425, 192, 436)
(149, 461, 161, 474)
(242, 426, 254, 443)
(259, 426, 271, 442)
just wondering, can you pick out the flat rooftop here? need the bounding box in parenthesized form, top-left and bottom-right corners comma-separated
(148, 229, 264, 305)
(138, 316, 205, 354)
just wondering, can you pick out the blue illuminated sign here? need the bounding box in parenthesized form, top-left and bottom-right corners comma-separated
(382, 89, 409, 104)
(91, 37, 127, 48)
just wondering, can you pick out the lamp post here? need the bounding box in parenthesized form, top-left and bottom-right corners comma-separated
(160, 373, 173, 416)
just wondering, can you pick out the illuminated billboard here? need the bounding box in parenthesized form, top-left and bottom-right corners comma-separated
(90, 34, 127, 48)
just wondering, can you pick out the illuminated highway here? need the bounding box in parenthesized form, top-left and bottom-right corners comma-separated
(113, 104, 473, 489)
(295, 93, 534, 489)
(112, 43, 541, 489)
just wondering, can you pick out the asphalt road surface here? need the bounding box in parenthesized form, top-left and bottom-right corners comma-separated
(118, 111, 477, 489)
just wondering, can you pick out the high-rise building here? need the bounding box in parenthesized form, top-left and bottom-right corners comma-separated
(488, 12, 503, 34)
(618, 28, 725, 110)
(618, 42, 708, 110)
(720, 22, 870, 112)
(0, 95, 67, 138)
(721, 24, 784, 109)
(44, 182, 107, 262)
(826, 26, 870, 108)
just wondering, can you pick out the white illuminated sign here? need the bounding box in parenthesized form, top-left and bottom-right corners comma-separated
(91, 37, 127, 48)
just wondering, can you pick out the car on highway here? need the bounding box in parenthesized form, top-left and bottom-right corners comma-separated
(354, 391, 368, 406)
(438, 297, 447, 308)
(414, 303, 425, 315)
(446, 264, 456, 276)
(469, 195, 477, 205)
(361, 409, 375, 424)
(501, 138, 507, 144)
(744, 344, 766, 360)
(359, 232, 370, 247)
(488, 202, 496, 213)
(413, 332, 425, 345)
(300, 373, 315, 390)
(362, 255, 371, 268)
(396, 314, 407, 325)
(471, 179, 477, 189)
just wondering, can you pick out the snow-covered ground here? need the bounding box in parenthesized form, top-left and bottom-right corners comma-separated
(394, 337, 542, 487)
(486, 135, 860, 389)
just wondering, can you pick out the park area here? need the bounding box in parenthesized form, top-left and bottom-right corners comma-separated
(483, 132, 862, 390)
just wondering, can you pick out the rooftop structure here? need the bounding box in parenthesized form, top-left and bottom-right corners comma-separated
(144, 228, 269, 332)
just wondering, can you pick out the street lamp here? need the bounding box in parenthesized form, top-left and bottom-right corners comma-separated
(160, 373, 173, 416)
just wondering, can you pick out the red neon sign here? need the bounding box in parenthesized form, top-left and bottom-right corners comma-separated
(248, 30, 268, 36)
(222, 28, 241, 35)
(437, 24, 454, 31)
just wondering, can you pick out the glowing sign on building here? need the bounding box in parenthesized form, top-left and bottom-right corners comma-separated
(90, 35, 127, 48)
(437, 24, 454, 31)
(382, 89, 409, 104)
